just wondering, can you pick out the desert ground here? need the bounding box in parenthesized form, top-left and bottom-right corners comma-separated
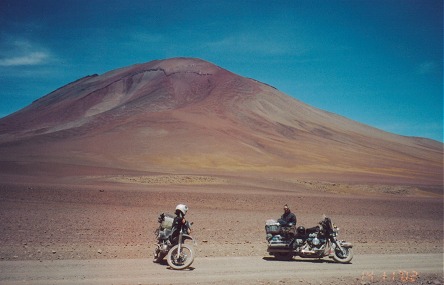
(0, 173, 442, 284)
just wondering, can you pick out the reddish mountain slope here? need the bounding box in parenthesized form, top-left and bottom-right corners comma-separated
(0, 57, 442, 184)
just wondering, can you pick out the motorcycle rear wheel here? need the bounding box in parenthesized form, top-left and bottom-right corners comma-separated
(333, 247, 353, 263)
(167, 244, 194, 270)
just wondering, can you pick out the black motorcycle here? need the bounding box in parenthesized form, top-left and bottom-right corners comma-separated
(265, 215, 353, 263)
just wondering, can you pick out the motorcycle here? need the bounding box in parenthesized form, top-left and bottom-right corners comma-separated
(265, 215, 353, 263)
(153, 213, 195, 270)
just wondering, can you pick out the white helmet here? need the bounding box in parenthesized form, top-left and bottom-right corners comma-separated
(175, 204, 188, 216)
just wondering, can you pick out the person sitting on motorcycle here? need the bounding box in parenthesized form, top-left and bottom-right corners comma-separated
(278, 204, 297, 227)
(170, 204, 190, 244)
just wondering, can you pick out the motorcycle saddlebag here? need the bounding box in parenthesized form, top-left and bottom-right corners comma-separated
(265, 219, 281, 234)
(158, 228, 172, 240)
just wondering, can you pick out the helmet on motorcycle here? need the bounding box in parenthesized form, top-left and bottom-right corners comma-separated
(297, 226, 306, 236)
(175, 204, 188, 217)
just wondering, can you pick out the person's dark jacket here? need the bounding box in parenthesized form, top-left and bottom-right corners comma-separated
(278, 211, 297, 227)
(170, 215, 189, 243)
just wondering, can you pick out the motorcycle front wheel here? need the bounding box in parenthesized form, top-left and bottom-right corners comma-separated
(332, 246, 353, 263)
(167, 244, 194, 270)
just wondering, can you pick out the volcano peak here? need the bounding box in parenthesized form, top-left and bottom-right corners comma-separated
(0, 57, 442, 185)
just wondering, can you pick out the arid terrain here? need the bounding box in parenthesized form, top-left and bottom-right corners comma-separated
(0, 58, 442, 284)
(0, 174, 442, 284)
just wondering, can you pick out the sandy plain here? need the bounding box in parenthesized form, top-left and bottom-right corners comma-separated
(0, 173, 442, 284)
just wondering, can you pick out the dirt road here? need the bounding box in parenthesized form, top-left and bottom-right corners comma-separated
(0, 253, 442, 285)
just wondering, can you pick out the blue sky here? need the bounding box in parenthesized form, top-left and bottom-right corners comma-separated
(0, 0, 442, 142)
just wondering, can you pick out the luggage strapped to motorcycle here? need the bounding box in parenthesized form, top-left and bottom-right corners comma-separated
(159, 213, 175, 230)
(265, 219, 281, 234)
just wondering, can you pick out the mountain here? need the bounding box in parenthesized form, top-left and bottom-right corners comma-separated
(0, 57, 442, 185)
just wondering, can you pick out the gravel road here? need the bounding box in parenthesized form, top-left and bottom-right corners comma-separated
(0, 253, 442, 285)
